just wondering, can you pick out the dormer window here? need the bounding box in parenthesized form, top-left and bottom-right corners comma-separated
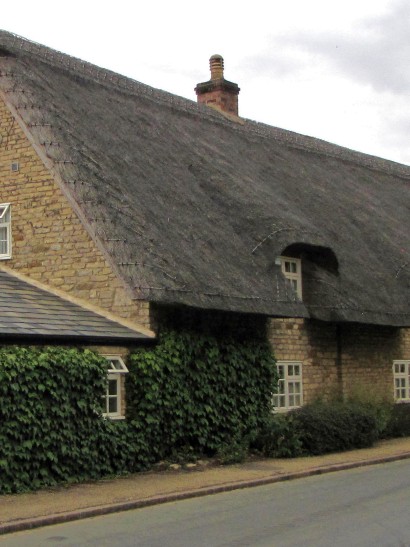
(280, 256, 302, 299)
(0, 204, 11, 259)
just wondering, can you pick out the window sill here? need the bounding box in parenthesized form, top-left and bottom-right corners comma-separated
(272, 406, 302, 413)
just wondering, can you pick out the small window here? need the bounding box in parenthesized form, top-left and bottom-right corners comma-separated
(280, 256, 302, 299)
(272, 361, 303, 411)
(0, 203, 11, 259)
(393, 361, 410, 402)
(103, 356, 128, 419)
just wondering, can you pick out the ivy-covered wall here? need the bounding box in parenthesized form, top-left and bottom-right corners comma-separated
(0, 317, 277, 493)
(126, 325, 277, 463)
(0, 346, 136, 494)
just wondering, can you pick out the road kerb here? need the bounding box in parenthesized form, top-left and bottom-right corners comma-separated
(2, 451, 410, 536)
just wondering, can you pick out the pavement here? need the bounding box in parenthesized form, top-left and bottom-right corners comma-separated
(1, 437, 410, 536)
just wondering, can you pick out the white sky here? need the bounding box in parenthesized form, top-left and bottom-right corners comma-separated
(2, 0, 410, 165)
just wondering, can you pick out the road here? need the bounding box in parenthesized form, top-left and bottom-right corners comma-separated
(2, 459, 410, 546)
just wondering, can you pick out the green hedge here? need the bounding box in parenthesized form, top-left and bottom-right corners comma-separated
(254, 402, 379, 458)
(384, 403, 410, 438)
(294, 402, 378, 454)
(0, 346, 139, 494)
(126, 328, 277, 462)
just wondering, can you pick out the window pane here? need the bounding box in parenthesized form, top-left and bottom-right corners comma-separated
(106, 356, 127, 372)
(274, 362, 303, 410)
(0, 227, 7, 254)
(108, 379, 118, 395)
(108, 396, 118, 413)
(0, 205, 9, 220)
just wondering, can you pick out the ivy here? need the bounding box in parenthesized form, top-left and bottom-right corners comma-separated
(0, 322, 277, 493)
(126, 327, 277, 462)
(0, 346, 139, 494)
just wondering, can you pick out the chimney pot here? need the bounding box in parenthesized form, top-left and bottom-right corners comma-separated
(210, 54, 224, 80)
(195, 55, 240, 117)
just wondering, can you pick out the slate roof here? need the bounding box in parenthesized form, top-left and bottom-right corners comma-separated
(0, 31, 409, 326)
(0, 269, 152, 343)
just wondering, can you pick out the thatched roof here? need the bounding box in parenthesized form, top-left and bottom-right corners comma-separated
(0, 268, 153, 343)
(0, 31, 409, 326)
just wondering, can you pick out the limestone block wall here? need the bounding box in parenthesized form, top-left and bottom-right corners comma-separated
(268, 318, 340, 404)
(340, 324, 407, 401)
(0, 97, 150, 327)
(268, 318, 410, 404)
(400, 328, 410, 354)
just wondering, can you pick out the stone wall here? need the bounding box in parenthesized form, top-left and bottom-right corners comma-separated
(268, 318, 339, 404)
(339, 323, 401, 400)
(268, 318, 410, 404)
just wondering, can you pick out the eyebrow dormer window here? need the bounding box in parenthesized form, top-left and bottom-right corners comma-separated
(0, 203, 11, 259)
(280, 256, 302, 299)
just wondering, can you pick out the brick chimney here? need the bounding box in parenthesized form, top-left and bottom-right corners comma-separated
(195, 55, 240, 116)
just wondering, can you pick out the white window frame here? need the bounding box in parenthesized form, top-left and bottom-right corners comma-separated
(0, 203, 11, 259)
(279, 256, 302, 299)
(103, 355, 128, 419)
(393, 360, 410, 403)
(272, 361, 303, 411)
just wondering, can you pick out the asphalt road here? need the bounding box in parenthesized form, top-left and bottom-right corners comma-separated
(2, 459, 410, 547)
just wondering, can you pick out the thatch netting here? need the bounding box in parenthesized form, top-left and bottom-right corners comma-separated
(0, 30, 409, 325)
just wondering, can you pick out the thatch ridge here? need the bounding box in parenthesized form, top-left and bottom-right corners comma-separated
(1, 29, 409, 178)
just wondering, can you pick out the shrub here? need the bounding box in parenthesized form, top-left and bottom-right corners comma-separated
(384, 404, 410, 438)
(216, 436, 251, 465)
(253, 413, 303, 458)
(294, 402, 378, 455)
(345, 384, 393, 438)
(254, 401, 379, 458)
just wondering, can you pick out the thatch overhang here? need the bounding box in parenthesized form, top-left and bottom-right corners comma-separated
(0, 31, 409, 326)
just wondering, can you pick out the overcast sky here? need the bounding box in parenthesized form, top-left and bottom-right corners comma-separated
(2, 0, 409, 165)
